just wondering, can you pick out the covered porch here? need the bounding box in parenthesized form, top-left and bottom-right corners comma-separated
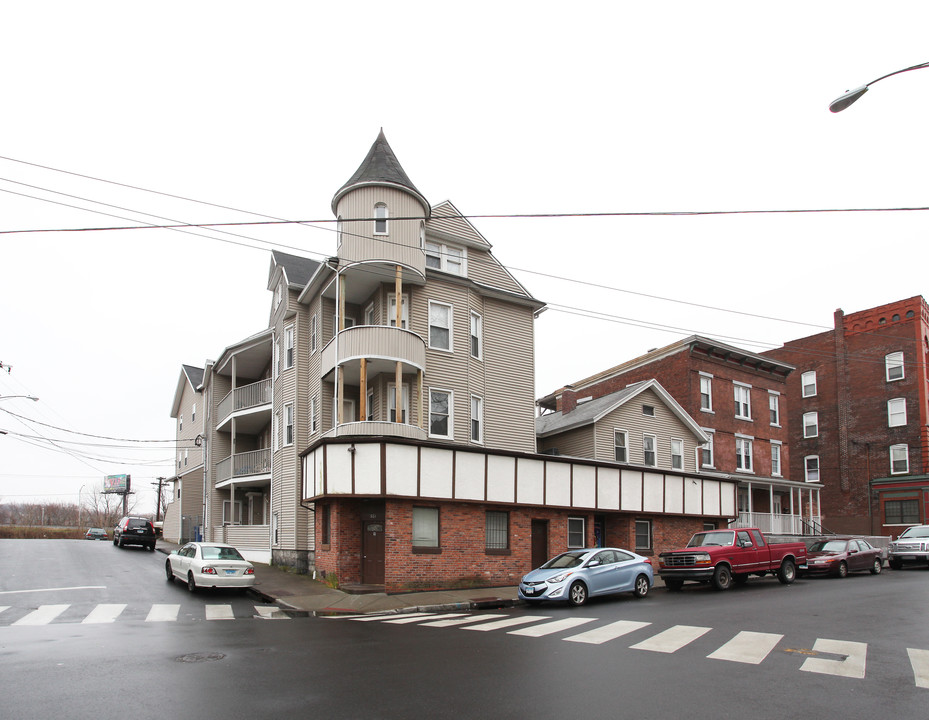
(730, 477, 824, 536)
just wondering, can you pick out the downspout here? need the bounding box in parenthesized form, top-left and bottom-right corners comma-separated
(269, 328, 276, 558)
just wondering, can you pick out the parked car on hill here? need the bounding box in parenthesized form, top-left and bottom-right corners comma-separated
(888, 525, 929, 569)
(518, 547, 653, 606)
(798, 538, 883, 577)
(113, 516, 156, 551)
(165, 542, 256, 592)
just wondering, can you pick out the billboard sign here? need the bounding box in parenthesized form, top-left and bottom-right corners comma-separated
(104, 474, 129, 494)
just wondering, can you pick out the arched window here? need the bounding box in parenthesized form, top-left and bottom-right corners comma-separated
(374, 203, 388, 234)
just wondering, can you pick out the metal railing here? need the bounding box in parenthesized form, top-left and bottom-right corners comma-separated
(731, 511, 823, 536)
(217, 378, 272, 424)
(216, 448, 272, 484)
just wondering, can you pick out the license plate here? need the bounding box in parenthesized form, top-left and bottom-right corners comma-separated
(799, 565, 808, 570)
(225, 570, 236, 575)
(523, 587, 536, 596)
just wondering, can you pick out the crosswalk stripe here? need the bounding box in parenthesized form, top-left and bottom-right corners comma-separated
(800, 638, 867, 679)
(145, 604, 180, 622)
(630, 624, 711, 653)
(509, 617, 597, 637)
(463, 616, 551, 632)
(0, 606, 9, 616)
(351, 612, 435, 622)
(82, 604, 127, 624)
(907, 648, 929, 688)
(254, 606, 290, 620)
(12, 604, 70, 626)
(206, 605, 235, 621)
(383, 613, 464, 624)
(707, 631, 783, 665)
(420, 614, 508, 628)
(564, 619, 652, 645)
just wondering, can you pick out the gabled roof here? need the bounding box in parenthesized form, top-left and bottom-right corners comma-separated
(331, 129, 430, 216)
(268, 250, 321, 291)
(170, 364, 204, 419)
(536, 379, 709, 444)
(427, 200, 491, 249)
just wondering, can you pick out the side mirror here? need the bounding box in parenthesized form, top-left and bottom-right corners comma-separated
(740, 539, 753, 548)
(848, 548, 857, 554)
(587, 560, 600, 568)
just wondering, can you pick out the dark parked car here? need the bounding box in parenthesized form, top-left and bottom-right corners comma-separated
(798, 538, 883, 578)
(113, 516, 156, 550)
(84, 527, 107, 540)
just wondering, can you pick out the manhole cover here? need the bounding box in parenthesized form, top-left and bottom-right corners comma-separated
(176, 652, 225, 663)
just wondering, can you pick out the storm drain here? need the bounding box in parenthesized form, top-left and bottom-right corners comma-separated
(175, 652, 226, 663)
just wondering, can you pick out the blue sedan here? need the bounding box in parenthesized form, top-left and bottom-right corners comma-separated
(519, 547, 653, 606)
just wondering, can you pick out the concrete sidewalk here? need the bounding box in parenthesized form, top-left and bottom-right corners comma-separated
(156, 539, 520, 615)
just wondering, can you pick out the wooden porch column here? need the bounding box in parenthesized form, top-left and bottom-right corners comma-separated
(394, 265, 402, 423)
(416, 369, 424, 430)
(337, 366, 344, 425)
(359, 358, 367, 421)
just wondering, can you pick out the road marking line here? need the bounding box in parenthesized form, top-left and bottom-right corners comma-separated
(206, 605, 235, 620)
(254, 606, 290, 620)
(350, 612, 436, 622)
(145, 604, 180, 622)
(707, 631, 783, 664)
(0, 586, 105, 596)
(799, 639, 867, 679)
(383, 613, 465, 624)
(462, 616, 551, 632)
(630, 625, 711, 653)
(564, 620, 652, 645)
(420, 614, 508, 627)
(0, 606, 9, 615)
(907, 648, 929, 688)
(82, 604, 127, 624)
(12, 604, 70, 626)
(508, 617, 597, 637)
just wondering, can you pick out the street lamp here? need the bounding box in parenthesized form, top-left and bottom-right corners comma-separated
(830, 61, 929, 112)
(0, 394, 39, 401)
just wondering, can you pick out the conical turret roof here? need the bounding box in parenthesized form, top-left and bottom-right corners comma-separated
(331, 129, 430, 216)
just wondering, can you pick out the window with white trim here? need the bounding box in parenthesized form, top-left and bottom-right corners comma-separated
(429, 388, 452, 438)
(223, 500, 242, 525)
(670, 438, 683, 470)
(614, 430, 628, 462)
(567, 517, 585, 548)
(428, 301, 452, 351)
(470, 395, 483, 443)
(804, 455, 820, 482)
(470, 312, 482, 359)
(310, 314, 318, 353)
(701, 430, 715, 468)
(284, 403, 294, 446)
(890, 444, 909, 474)
(374, 203, 388, 234)
(771, 441, 782, 477)
(412, 507, 439, 548)
(284, 325, 294, 369)
(643, 434, 657, 467)
(803, 411, 819, 438)
(309, 395, 317, 433)
(366, 388, 374, 422)
(888, 398, 907, 427)
(736, 437, 753, 472)
(425, 241, 465, 276)
(768, 392, 779, 426)
(388, 383, 409, 423)
(364, 303, 375, 326)
(734, 383, 752, 420)
(387, 294, 409, 329)
(699, 375, 712, 411)
(886, 352, 904, 381)
(635, 520, 652, 551)
(801, 371, 817, 397)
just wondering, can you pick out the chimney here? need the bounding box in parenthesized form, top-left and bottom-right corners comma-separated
(561, 385, 578, 414)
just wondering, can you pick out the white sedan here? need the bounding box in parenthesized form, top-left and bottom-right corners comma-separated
(165, 542, 256, 592)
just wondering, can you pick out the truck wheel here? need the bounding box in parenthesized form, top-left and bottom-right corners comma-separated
(777, 559, 796, 584)
(712, 565, 732, 591)
(665, 579, 683, 592)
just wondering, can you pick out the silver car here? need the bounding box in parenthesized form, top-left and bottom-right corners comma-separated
(166, 542, 256, 592)
(888, 525, 929, 570)
(518, 547, 653, 606)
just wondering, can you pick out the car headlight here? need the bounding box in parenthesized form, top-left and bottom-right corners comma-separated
(546, 571, 574, 584)
(693, 553, 712, 566)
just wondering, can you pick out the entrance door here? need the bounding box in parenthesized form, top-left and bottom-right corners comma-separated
(362, 505, 385, 584)
(531, 520, 548, 570)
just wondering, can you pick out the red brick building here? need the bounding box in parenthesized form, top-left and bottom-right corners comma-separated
(764, 297, 929, 537)
(537, 336, 823, 535)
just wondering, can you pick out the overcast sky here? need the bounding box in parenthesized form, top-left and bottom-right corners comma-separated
(2, 2, 927, 514)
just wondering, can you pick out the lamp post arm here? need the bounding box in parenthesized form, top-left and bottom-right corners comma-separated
(830, 61, 929, 113)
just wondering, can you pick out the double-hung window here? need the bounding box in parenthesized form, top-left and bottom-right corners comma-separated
(736, 436, 753, 472)
(801, 371, 817, 397)
(771, 441, 782, 476)
(614, 430, 628, 462)
(643, 434, 657, 467)
(699, 374, 712, 411)
(470, 396, 483, 443)
(429, 301, 452, 351)
(768, 392, 780, 426)
(886, 352, 904, 381)
(635, 520, 652, 551)
(425, 241, 465, 275)
(670, 438, 684, 470)
(387, 294, 408, 329)
(701, 430, 715, 468)
(567, 517, 585, 548)
(309, 395, 318, 433)
(734, 383, 752, 420)
(804, 455, 820, 482)
(890, 444, 909, 474)
(429, 388, 452, 438)
(388, 384, 409, 423)
(284, 403, 294, 446)
(310, 314, 318, 353)
(374, 203, 388, 234)
(803, 411, 818, 438)
(412, 507, 439, 549)
(470, 312, 482, 359)
(888, 398, 907, 427)
(284, 325, 294, 369)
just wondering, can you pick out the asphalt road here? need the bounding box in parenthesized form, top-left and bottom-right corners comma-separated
(2, 540, 928, 719)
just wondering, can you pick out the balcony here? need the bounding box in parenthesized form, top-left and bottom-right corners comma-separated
(323, 420, 427, 441)
(217, 379, 272, 433)
(216, 448, 272, 487)
(321, 325, 425, 382)
(731, 511, 822, 536)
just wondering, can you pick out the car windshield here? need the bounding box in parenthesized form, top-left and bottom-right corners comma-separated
(128, 519, 150, 529)
(687, 531, 735, 547)
(540, 551, 587, 569)
(899, 526, 929, 539)
(809, 540, 847, 553)
(200, 546, 246, 561)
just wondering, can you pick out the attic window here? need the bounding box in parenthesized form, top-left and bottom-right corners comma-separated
(642, 405, 655, 417)
(374, 203, 388, 234)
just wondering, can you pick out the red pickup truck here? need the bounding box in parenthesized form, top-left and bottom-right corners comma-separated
(657, 528, 808, 591)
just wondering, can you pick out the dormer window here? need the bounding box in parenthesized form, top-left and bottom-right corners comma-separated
(374, 203, 388, 235)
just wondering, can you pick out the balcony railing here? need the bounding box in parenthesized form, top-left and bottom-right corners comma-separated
(321, 325, 425, 377)
(731, 511, 822, 536)
(216, 448, 271, 484)
(323, 420, 427, 441)
(217, 379, 272, 425)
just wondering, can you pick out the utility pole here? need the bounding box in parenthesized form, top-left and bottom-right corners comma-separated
(153, 477, 166, 522)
